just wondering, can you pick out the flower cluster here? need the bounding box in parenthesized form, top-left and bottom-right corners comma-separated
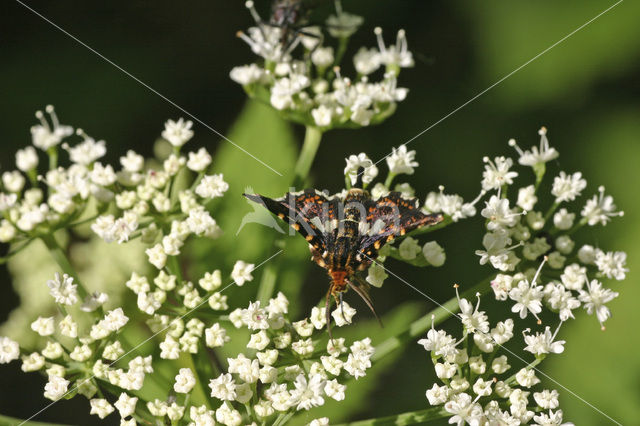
(230, 1, 413, 129)
(474, 128, 626, 329)
(420, 290, 573, 425)
(206, 296, 373, 424)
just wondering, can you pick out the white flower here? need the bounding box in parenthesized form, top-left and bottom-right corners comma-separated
(229, 63, 264, 85)
(386, 145, 418, 175)
(114, 393, 138, 418)
(423, 241, 446, 267)
(331, 301, 357, 326)
(482, 156, 518, 191)
(162, 118, 194, 147)
(353, 47, 381, 75)
(289, 374, 326, 410)
(524, 325, 565, 355)
(515, 368, 540, 388)
(31, 106, 74, 150)
(418, 325, 458, 358)
(120, 150, 144, 172)
(398, 237, 421, 260)
(532, 409, 570, 425)
(231, 260, 254, 285)
(195, 174, 229, 199)
(578, 244, 596, 264)
(491, 319, 514, 344)
(509, 128, 559, 166)
(509, 279, 543, 321)
(311, 104, 334, 127)
(544, 283, 580, 321)
(145, 243, 167, 270)
(458, 294, 489, 334)
(581, 186, 623, 226)
(374, 27, 414, 69)
(174, 368, 196, 394)
(551, 171, 587, 202)
(2, 171, 25, 193)
(553, 208, 575, 230)
(22, 352, 46, 371)
(65, 133, 106, 165)
(534, 389, 560, 410)
(16, 146, 39, 171)
(366, 262, 388, 287)
(31, 316, 55, 336)
(159, 335, 180, 359)
(90, 162, 117, 187)
(560, 263, 586, 291)
(46, 272, 78, 305)
(89, 398, 115, 419)
(309, 418, 330, 426)
(481, 195, 518, 230)
(491, 355, 510, 374)
(578, 279, 618, 328)
(517, 184, 537, 211)
(324, 379, 346, 401)
(247, 330, 270, 350)
(0, 337, 20, 364)
(59, 315, 78, 338)
(311, 47, 334, 68)
(209, 373, 237, 401)
(594, 250, 628, 280)
(426, 383, 450, 405)
(44, 375, 70, 401)
(187, 147, 212, 172)
(444, 393, 484, 426)
(242, 301, 270, 330)
(270, 74, 310, 110)
(344, 153, 378, 186)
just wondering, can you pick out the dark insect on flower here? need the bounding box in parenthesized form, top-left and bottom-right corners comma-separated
(244, 185, 443, 337)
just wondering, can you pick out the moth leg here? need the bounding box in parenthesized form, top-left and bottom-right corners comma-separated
(325, 286, 333, 344)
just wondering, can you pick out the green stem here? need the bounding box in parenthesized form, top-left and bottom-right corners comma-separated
(0, 413, 70, 426)
(256, 259, 278, 306)
(371, 276, 493, 362)
(186, 352, 212, 409)
(384, 172, 396, 189)
(40, 234, 89, 300)
(333, 406, 449, 426)
(292, 125, 323, 189)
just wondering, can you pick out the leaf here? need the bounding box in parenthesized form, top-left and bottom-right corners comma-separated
(331, 406, 448, 426)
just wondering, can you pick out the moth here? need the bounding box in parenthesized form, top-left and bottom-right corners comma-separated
(244, 187, 443, 335)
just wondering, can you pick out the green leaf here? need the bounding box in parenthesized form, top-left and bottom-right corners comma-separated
(331, 406, 448, 426)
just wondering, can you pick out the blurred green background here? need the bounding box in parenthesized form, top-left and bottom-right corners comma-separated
(1, 0, 639, 424)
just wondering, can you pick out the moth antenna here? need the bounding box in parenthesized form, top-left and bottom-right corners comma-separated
(325, 287, 334, 344)
(349, 276, 384, 328)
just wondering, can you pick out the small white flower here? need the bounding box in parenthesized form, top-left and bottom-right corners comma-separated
(344, 153, 378, 186)
(114, 393, 138, 418)
(553, 208, 575, 230)
(311, 104, 334, 127)
(44, 375, 70, 401)
(309, 417, 330, 426)
(120, 150, 144, 172)
(418, 325, 458, 358)
(31, 316, 55, 336)
(46, 272, 78, 305)
(398, 237, 421, 260)
(289, 374, 326, 410)
(65, 133, 106, 165)
(311, 46, 334, 68)
(386, 145, 418, 175)
(481, 195, 518, 230)
(578, 244, 597, 264)
(353, 47, 381, 75)
(0, 336, 20, 364)
(491, 318, 515, 344)
(425, 383, 449, 405)
(578, 279, 618, 328)
(560, 263, 586, 291)
(145, 243, 167, 270)
(509, 279, 543, 321)
(187, 147, 212, 172)
(366, 262, 388, 287)
(324, 378, 346, 401)
(533, 389, 560, 410)
(16, 146, 39, 171)
(209, 373, 237, 401)
(581, 186, 623, 226)
(242, 301, 270, 330)
(247, 330, 271, 350)
(331, 301, 357, 326)
(31, 106, 74, 150)
(444, 392, 483, 426)
(551, 171, 587, 202)
(491, 355, 511, 374)
(524, 325, 565, 355)
(515, 368, 540, 388)
(174, 368, 196, 394)
(2, 171, 25, 193)
(229, 63, 264, 85)
(517, 184, 537, 211)
(374, 27, 414, 69)
(594, 250, 628, 280)
(22, 352, 46, 371)
(195, 174, 229, 199)
(89, 398, 115, 419)
(162, 118, 194, 147)
(231, 260, 254, 285)
(509, 128, 559, 166)
(482, 156, 518, 191)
